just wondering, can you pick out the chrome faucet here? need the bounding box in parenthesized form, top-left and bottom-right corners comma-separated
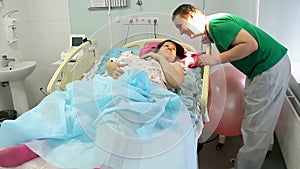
(2, 55, 16, 67)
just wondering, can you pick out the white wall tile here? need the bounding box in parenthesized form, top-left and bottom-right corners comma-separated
(0, 0, 71, 110)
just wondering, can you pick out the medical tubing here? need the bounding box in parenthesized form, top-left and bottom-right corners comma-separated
(153, 19, 157, 38)
(107, 0, 113, 49)
(124, 25, 130, 45)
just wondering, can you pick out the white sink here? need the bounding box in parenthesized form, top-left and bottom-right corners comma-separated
(0, 61, 37, 116)
(0, 61, 36, 82)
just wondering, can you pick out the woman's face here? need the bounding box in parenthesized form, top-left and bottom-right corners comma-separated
(159, 41, 177, 62)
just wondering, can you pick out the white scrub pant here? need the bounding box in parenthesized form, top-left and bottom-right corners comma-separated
(235, 54, 291, 169)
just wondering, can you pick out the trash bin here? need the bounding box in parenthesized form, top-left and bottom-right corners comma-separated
(0, 109, 17, 122)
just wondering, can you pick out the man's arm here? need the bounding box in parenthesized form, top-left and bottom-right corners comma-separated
(198, 29, 258, 66)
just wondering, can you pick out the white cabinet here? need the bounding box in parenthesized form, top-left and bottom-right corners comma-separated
(275, 87, 300, 169)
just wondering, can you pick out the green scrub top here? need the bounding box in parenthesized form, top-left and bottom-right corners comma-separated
(207, 14, 287, 79)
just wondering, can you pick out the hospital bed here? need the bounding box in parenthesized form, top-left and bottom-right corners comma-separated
(0, 38, 210, 169)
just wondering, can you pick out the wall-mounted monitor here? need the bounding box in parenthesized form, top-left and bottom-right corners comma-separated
(70, 34, 85, 48)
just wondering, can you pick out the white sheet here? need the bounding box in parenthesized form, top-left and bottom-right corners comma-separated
(0, 47, 203, 169)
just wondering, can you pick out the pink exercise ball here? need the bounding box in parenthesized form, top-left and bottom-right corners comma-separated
(205, 65, 246, 136)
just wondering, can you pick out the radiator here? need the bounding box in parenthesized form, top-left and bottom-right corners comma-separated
(275, 87, 300, 169)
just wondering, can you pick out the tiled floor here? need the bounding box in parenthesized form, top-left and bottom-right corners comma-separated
(197, 128, 286, 169)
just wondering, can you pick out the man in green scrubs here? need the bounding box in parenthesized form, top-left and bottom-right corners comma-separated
(172, 4, 291, 169)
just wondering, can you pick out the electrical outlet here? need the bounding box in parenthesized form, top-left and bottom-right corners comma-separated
(125, 16, 159, 25)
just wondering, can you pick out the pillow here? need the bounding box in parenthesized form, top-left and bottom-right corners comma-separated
(178, 51, 205, 68)
(139, 42, 161, 56)
(139, 41, 188, 57)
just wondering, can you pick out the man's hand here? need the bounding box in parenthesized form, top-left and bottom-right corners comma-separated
(201, 35, 212, 44)
(198, 53, 222, 66)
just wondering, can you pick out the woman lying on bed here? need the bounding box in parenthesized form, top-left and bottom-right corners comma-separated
(0, 40, 199, 169)
(105, 39, 185, 89)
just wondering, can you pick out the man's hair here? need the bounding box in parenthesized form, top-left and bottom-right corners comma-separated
(172, 4, 198, 21)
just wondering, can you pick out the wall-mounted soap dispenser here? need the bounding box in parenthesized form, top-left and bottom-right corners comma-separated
(2, 17, 18, 44)
(1, 9, 18, 44)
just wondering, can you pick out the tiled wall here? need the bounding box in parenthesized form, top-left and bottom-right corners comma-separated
(0, 0, 71, 111)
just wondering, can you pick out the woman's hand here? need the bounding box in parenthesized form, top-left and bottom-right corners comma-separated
(141, 51, 174, 63)
(140, 52, 162, 61)
(104, 60, 126, 79)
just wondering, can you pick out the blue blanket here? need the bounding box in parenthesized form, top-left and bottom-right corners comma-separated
(0, 70, 197, 169)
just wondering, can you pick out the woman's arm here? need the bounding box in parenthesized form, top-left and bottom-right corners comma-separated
(143, 52, 184, 89)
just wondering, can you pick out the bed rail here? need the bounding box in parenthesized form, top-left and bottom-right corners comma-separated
(46, 39, 99, 93)
(201, 44, 210, 115)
